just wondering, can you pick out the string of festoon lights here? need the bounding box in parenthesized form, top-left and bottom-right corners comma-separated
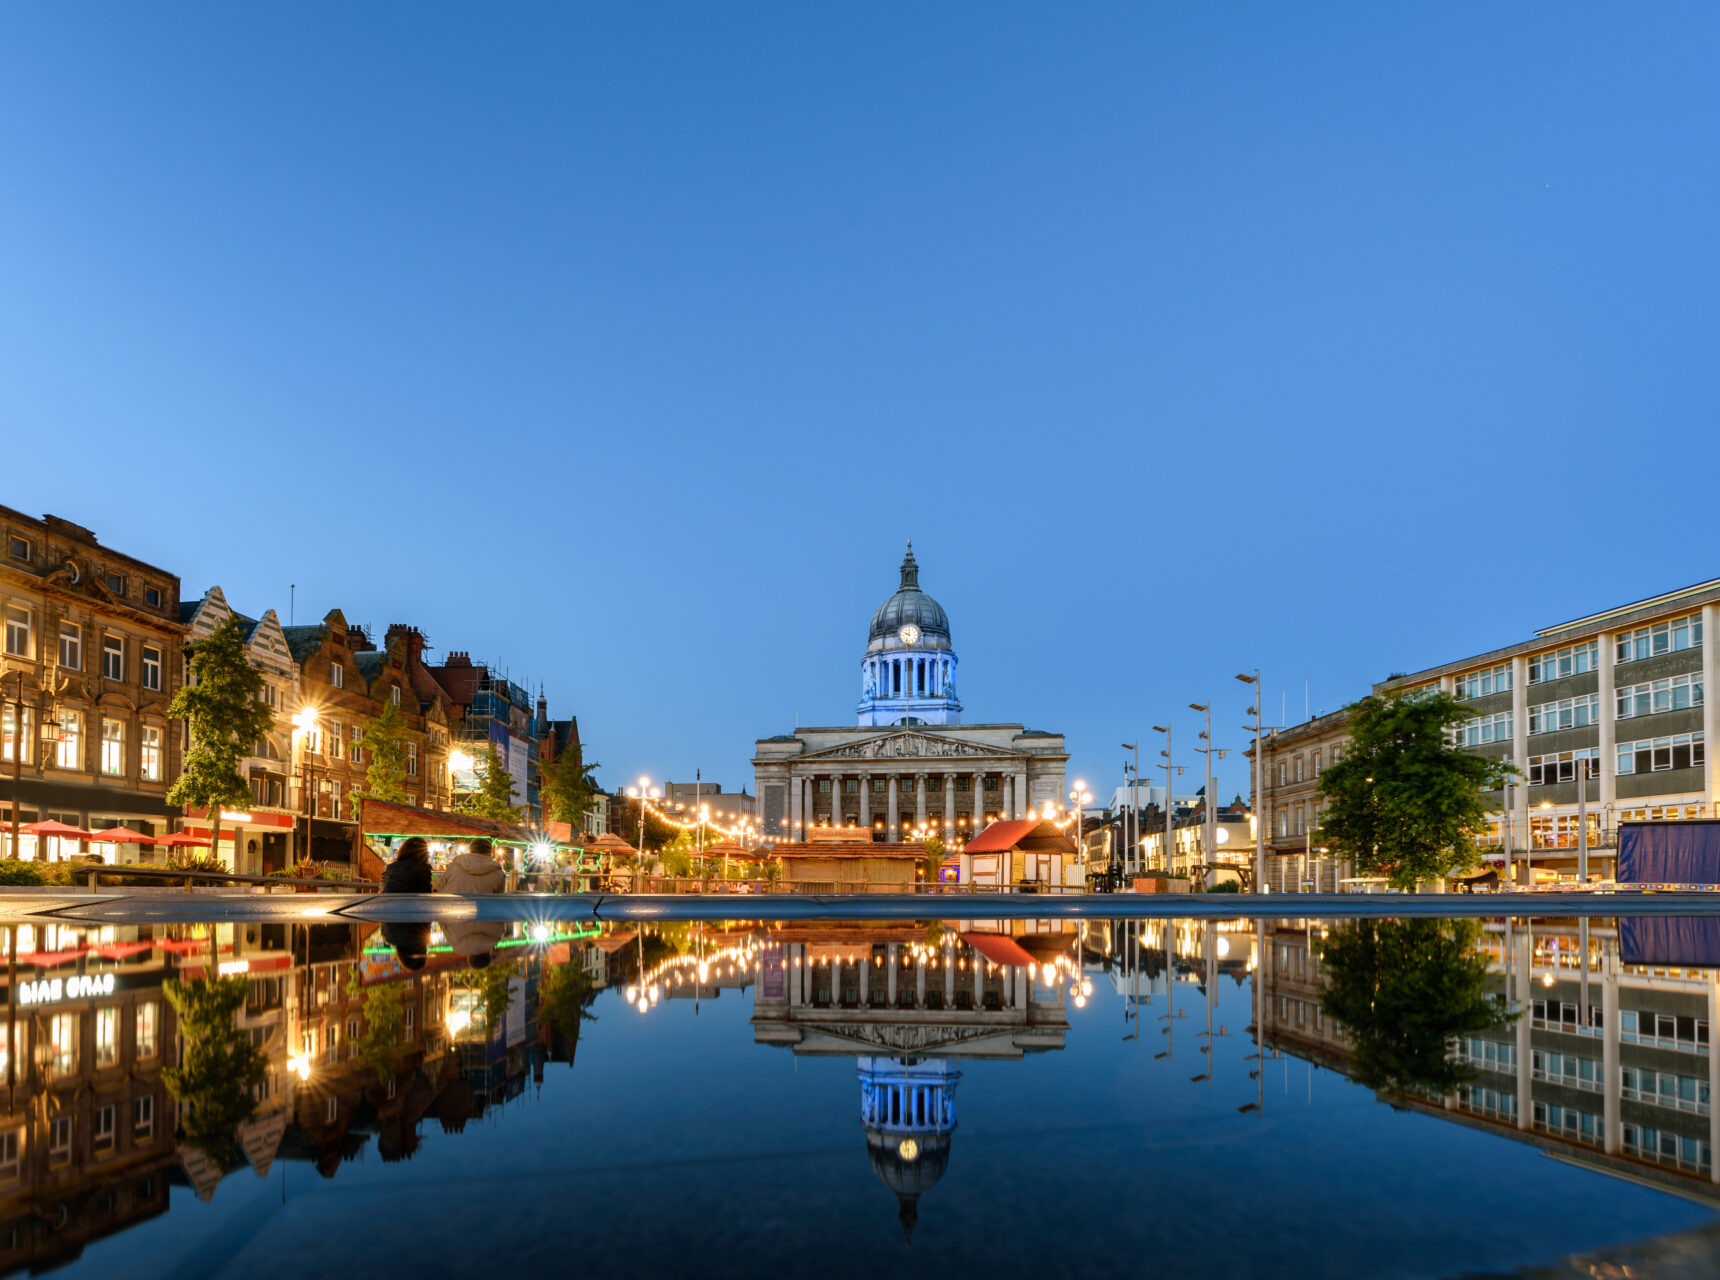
(619, 927, 1097, 1014)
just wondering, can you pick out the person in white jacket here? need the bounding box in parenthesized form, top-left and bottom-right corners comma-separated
(436, 838, 507, 893)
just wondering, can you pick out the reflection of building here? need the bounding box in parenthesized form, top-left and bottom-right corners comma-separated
(753, 546, 1067, 844)
(752, 923, 1074, 1237)
(0, 508, 183, 858)
(1258, 918, 1720, 1202)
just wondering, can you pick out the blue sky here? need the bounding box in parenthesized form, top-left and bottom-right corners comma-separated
(2, 4, 1715, 803)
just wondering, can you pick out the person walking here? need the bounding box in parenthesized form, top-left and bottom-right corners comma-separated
(437, 837, 506, 893)
(381, 836, 434, 893)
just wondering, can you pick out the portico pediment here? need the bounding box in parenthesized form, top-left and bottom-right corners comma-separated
(796, 1020, 1025, 1055)
(802, 731, 1021, 762)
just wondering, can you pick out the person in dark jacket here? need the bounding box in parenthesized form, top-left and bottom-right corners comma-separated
(381, 836, 434, 893)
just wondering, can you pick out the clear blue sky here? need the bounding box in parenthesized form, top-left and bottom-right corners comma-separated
(2, 4, 1715, 804)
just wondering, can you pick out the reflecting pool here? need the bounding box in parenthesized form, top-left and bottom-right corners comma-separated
(2, 912, 1719, 1278)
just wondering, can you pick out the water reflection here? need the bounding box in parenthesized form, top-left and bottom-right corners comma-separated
(0, 910, 1716, 1274)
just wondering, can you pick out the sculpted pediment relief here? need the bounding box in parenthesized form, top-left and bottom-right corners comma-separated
(805, 732, 1020, 762)
(798, 1021, 1016, 1054)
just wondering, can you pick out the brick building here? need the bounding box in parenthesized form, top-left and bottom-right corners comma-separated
(0, 509, 183, 856)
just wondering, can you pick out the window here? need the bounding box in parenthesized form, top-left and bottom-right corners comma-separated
(1294, 756, 1304, 783)
(1617, 674, 1703, 720)
(329, 778, 343, 818)
(258, 682, 276, 708)
(55, 710, 81, 770)
(1621, 1066, 1711, 1114)
(1312, 750, 1322, 776)
(105, 572, 125, 596)
(95, 1006, 118, 1066)
(407, 742, 418, 776)
(48, 1013, 76, 1078)
(1528, 643, 1597, 684)
(1617, 731, 1705, 775)
(101, 634, 123, 681)
(1, 705, 28, 765)
(348, 724, 362, 764)
(101, 719, 125, 776)
(330, 663, 344, 689)
(1528, 694, 1600, 735)
(144, 586, 162, 608)
(818, 779, 831, 793)
(1527, 748, 1600, 786)
(3, 606, 31, 658)
(1276, 763, 1286, 786)
(1617, 614, 1702, 664)
(328, 722, 343, 761)
(1532, 1049, 1602, 1091)
(1454, 711, 1512, 747)
(390, 686, 401, 706)
(7, 536, 28, 563)
(1276, 810, 1288, 838)
(58, 622, 81, 670)
(1619, 1008, 1709, 1050)
(0, 1128, 19, 1179)
(133, 1095, 154, 1140)
(93, 1105, 115, 1153)
(140, 725, 161, 782)
(141, 646, 161, 691)
(325, 1096, 338, 1123)
(1456, 664, 1514, 698)
(49, 1116, 71, 1165)
(404, 1004, 415, 1035)
(136, 1001, 158, 1058)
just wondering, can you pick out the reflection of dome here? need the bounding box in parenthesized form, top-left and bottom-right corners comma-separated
(858, 1056, 960, 1242)
(868, 543, 951, 643)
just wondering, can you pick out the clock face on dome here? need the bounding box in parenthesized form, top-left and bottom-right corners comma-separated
(897, 624, 920, 646)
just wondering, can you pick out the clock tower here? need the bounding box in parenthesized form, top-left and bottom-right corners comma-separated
(858, 543, 961, 727)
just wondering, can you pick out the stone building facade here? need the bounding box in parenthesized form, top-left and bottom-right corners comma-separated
(0, 509, 182, 853)
(754, 547, 1066, 845)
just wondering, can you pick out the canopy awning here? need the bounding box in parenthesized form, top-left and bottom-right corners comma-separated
(960, 932, 1039, 968)
(155, 832, 211, 848)
(21, 820, 92, 840)
(88, 826, 156, 845)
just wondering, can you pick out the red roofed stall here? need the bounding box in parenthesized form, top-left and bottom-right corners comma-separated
(960, 820, 1077, 891)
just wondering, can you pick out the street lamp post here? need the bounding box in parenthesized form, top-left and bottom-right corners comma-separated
(1151, 724, 1184, 878)
(1120, 742, 1140, 881)
(1189, 703, 1226, 890)
(1236, 672, 1264, 894)
(1067, 781, 1093, 873)
(625, 777, 660, 891)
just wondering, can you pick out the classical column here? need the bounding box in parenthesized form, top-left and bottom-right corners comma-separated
(859, 773, 871, 833)
(789, 770, 802, 836)
(1017, 771, 1032, 819)
(887, 944, 899, 1004)
(1002, 776, 1014, 821)
(914, 957, 926, 1008)
(829, 774, 843, 828)
(973, 772, 985, 828)
(943, 771, 956, 835)
(788, 945, 801, 1006)
(944, 949, 956, 1006)
(887, 774, 899, 842)
(915, 773, 927, 832)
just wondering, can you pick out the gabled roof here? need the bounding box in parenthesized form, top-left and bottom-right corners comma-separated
(963, 820, 1076, 855)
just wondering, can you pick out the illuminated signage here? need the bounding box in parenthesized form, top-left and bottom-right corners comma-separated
(219, 811, 253, 823)
(18, 973, 115, 1006)
(217, 960, 250, 976)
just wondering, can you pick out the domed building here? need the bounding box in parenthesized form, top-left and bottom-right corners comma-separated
(860, 544, 960, 727)
(753, 544, 1067, 844)
(859, 1056, 959, 1241)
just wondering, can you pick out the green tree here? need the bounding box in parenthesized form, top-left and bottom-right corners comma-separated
(537, 960, 599, 1059)
(1316, 690, 1516, 889)
(1316, 918, 1513, 1095)
(167, 617, 277, 866)
(542, 743, 601, 828)
(162, 975, 269, 1169)
(355, 698, 409, 805)
(453, 957, 521, 1032)
(456, 743, 523, 823)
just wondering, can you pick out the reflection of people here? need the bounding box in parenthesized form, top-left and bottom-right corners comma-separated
(437, 837, 506, 893)
(382, 921, 430, 970)
(382, 836, 434, 893)
(446, 920, 506, 969)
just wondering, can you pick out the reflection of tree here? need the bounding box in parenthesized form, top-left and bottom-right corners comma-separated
(1316, 919, 1511, 1094)
(163, 976, 268, 1169)
(537, 962, 598, 1058)
(453, 959, 521, 1032)
(347, 974, 405, 1086)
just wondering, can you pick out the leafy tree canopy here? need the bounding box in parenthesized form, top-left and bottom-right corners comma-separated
(456, 742, 523, 823)
(1316, 690, 1516, 889)
(355, 697, 409, 805)
(1317, 918, 1513, 1095)
(167, 617, 278, 862)
(542, 743, 601, 827)
(163, 975, 269, 1169)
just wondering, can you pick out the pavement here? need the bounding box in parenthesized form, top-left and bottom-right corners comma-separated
(3, 888, 1720, 925)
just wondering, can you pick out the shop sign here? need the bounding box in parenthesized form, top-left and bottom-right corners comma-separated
(18, 973, 116, 1006)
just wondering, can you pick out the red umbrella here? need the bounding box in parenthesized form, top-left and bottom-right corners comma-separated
(88, 826, 156, 845)
(20, 820, 93, 840)
(154, 832, 211, 848)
